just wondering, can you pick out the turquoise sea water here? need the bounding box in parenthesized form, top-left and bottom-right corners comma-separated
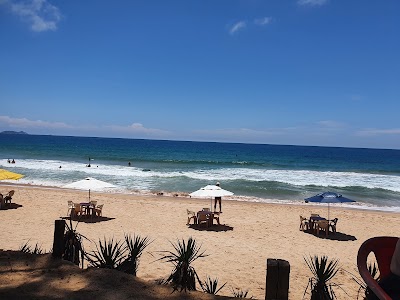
(0, 134, 400, 212)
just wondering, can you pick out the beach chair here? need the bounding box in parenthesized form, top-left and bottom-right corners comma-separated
(186, 209, 197, 225)
(299, 215, 309, 231)
(357, 236, 399, 300)
(73, 203, 83, 217)
(95, 204, 104, 217)
(197, 213, 210, 227)
(67, 201, 75, 216)
(329, 218, 338, 234)
(212, 212, 221, 225)
(4, 190, 15, 205)
(316, 220, 329, 237)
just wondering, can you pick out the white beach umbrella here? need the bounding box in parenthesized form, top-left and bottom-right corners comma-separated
(190, 185, 234, 198)
(189, 185, 234, 210)
(64, 177, 116, 200)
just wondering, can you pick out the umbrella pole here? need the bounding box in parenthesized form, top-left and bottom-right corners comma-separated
(89, 189, 90, 201)
(328, 203, 330, 221)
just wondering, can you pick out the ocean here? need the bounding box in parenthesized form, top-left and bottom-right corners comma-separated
(1, 134, 400, 212)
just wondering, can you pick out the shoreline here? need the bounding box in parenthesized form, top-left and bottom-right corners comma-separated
(1, 184, 399, 299)
(1, 181, 400, 214)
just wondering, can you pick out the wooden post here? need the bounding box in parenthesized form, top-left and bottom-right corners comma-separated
(265, 258, 290, 300)
(52, 219, 65, 259)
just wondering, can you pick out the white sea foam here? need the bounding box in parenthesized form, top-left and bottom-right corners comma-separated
(176, 168, 400, 192)
(1, 159, 400, 193)
(230, 195, 400, 213)
(2, 157, 400, 212)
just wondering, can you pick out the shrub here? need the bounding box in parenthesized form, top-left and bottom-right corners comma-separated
(63, 219, 86, 267)
(231, 287, 252, 298)
(86, 237, 126, 269)
(19, 241, 44, 254)
(348, 262, 379, 299)
(201, 276, 227, 295)
(158, 237, 207, 291)
(117, 234, 152, 276)
(304, 255, 341, 300)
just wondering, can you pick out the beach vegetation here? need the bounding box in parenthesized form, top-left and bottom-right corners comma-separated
(303, 255, 341, 300)
(63, 219, 86, 268)
(117, 234, 152, 276)
(158, 237, 207, 291)
(201, 275, 227, 295)
(231, 287, 252, 298)
(347, 261, 379, 299)
(19, 241, 44, 254)
(86, 237, 126, 269)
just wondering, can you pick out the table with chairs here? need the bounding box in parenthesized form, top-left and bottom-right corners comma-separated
(186, 207, 221, 227)
(299, 214, 339, 236)
(68, 200, 104, 218)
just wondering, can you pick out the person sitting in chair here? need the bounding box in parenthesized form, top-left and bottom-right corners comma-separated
(368, 238, 400, 300)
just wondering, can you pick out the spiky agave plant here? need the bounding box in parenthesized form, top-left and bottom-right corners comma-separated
(363, 262, 380, 299)
(349, 262, 380, 299)
(63, 218, 86, 268)
(158, 237, 207, 291)
(304, 255, 340, 300)
(231, 287, 252, 298)
(201, 276, 227, 295)
(19, 241, 44, 254)
(117, 234, 152, 276)
(86, 237, 126, 269)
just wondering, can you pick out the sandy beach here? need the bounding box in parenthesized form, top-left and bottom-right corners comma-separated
(1, 184, 399, 299)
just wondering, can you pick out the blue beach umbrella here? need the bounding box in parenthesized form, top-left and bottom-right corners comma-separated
(305, 191, 356, 220)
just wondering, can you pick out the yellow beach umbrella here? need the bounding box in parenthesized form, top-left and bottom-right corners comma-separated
(0, 169, 24, 180)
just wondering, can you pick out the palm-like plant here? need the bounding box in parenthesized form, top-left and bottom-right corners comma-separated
(231, 287, 252, 298)
(158, 237, 207, 291)
(349, 262, 379, 299)
(86, 237, 126, 269)
(117, 234, 152, 276)
(20, 241, 44, 254)
(304, 255, 340, 300)
(201, 276, 227, 295)
(63, 219, 86, 268)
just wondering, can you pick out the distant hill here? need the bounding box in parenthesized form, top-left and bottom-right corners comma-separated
(0, 131, 28, 135)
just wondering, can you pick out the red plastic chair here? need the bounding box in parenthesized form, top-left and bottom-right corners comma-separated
(357, 236, 399, 300)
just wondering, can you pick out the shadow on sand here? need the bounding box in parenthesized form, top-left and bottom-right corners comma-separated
(303, 230, 357, 241)
(0, 203, 23, 210)
(61, 216, 115, 224)
(188, 224, 234, 232)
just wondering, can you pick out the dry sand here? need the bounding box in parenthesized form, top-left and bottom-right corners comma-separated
(0, 184, 399, 299)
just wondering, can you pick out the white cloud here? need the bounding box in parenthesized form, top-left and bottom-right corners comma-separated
(0, 115, 71, 129)
(0, 116, 170, 138)
(356, 128, 400, 136)
(105, 123, 170, 136)
(9, 0, 61, 32)
(229, 21, 246, 35)
(254, 17, 272, 26)
(297, 0, 328, 6)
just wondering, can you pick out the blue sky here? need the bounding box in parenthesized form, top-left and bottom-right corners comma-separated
(1, 0, 399, 149)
